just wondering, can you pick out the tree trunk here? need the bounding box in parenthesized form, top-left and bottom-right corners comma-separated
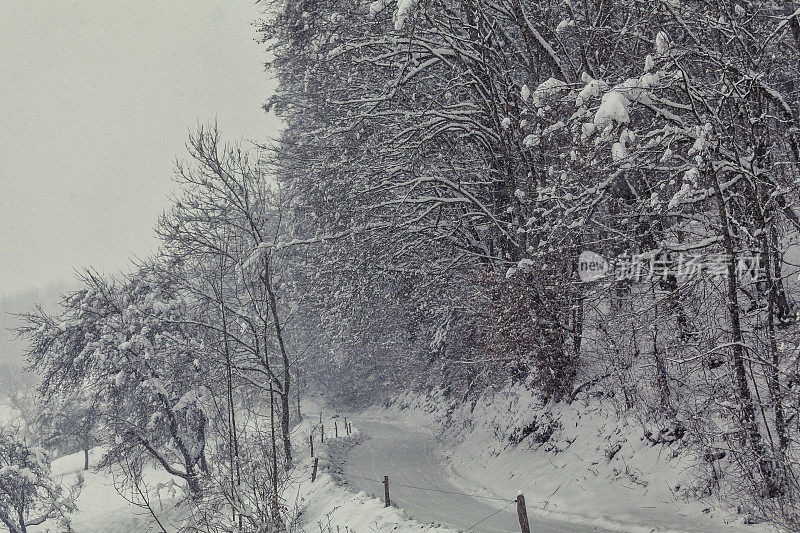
(219, 278, 242, 526)
(264, 257, 293, 467)
(764, 231, 789, 452)
(652, 286, 672, 414)
(280, 392, 292, 468)
(186, 473, 203, 499)
(713, 174, 777, 496)
(269, 383, 285, 531)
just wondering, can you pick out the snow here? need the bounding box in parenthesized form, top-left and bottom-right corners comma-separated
(531, 77, 567, 107)
(611, 142, 628, 162)
(395, 0, 418, 30)
(594, 91, 630, 127)
(340, 417, 537, 532)
(523, 133, 540, 147)
(367, 386, 777, 533)
(656, 31, 670, 56)
(556, 19, 573, 33)
(33, 397, 462, 532)
(18, 392, 783, 532)
(521, 84, 531, 102)
(294, 398, 454, 532)
(300, 445, 455, 532)
(669, 183, 692, 209)
(369, 0, 391, 18)
(29, 447, 185, 533)
(576, 77, 608, 107)
(501, 116, 512, 129)
(689, 129, 708, 155)
(650, 192, 660, 207)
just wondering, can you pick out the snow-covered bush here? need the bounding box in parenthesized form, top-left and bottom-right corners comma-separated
(20, 267, 211, 499)
(0, 426, 82, 533)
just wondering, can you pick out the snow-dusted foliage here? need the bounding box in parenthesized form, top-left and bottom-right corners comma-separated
(0, 426, 81, 533)
(20, 128, 300, 531)
(260, 0, 800, 528)
(20, 267, 211, 498)
(10, 0, 800, 530)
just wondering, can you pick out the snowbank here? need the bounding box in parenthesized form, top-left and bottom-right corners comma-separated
(293, 399, 455, 532)
(17, 396, 452, 532)
(370, 385, 776, 533)
(28, 447, 184, 532)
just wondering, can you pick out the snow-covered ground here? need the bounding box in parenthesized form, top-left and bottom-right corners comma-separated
(4, 391, 782, 532)
(343, 386, 778, 533)
(1, 394, 185, 532)
(295, 399, 457, 532)
(10, 399, 457, 533)
(26, 448, 184, 533)
(337, 417, 603, 532)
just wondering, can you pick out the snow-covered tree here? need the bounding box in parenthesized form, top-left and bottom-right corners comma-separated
(37, 391, 100, 471)
(20, 266, 211, 498)
(260, 0, 800, 525)
(0, 426, 81, 533)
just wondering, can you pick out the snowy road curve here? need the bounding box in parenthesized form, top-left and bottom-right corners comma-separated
(340, 417, 606, 533)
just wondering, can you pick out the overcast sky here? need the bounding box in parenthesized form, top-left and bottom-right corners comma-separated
(0, 1, 281, 298)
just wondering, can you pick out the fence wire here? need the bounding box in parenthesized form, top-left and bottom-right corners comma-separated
(341, 472, 514, 502)
(463, 499, 517, 532)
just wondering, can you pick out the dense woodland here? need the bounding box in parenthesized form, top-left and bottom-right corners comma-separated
(3, 0, 800, 531)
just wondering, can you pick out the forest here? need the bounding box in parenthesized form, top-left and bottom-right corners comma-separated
(3, 0, 800, 531)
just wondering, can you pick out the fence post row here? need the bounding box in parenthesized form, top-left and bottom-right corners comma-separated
(312, 416, 531, 530)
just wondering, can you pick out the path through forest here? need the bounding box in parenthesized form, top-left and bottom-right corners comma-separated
(340, 416, 607, 533)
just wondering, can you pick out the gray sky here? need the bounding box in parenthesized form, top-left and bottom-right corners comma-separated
(0, 1, 281, 297)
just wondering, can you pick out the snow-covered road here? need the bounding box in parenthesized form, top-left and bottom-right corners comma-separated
(340, 417, 605, 533)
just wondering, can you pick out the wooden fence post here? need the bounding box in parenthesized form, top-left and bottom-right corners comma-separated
(335, 421, 338, 438)
(311, 457, 319, 482)
(344, 417, 348, 435)
(383, 476, 390, 507)
(319, 411, 322, 424)
(309, 433, 314, 457)
(321, 424, 324, 443)
(516, 492, 531, 533)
